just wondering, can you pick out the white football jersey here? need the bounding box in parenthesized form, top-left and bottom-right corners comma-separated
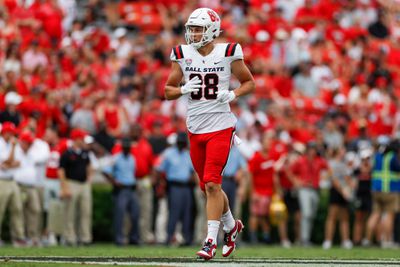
(170, 43, 244, 134)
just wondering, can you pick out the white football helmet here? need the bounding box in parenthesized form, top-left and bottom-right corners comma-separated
(185, 8, 221, 49)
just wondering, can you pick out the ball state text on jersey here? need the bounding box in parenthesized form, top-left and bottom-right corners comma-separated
(185, 66, 225, 72)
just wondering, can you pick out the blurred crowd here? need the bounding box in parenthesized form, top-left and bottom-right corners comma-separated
(1, 0, 400, 248)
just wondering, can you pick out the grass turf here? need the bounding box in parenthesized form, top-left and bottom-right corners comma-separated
(0, 244, 399, 260)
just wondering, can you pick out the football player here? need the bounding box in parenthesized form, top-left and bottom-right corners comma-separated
(164, 7, 255, 260)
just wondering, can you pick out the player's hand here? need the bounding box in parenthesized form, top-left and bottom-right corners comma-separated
(180, 76, 201, 95)
(216, 90, 236, 104)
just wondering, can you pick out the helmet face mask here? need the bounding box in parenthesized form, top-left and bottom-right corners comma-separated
(185, 8, 221, 49)
(185, 25, 209, 49)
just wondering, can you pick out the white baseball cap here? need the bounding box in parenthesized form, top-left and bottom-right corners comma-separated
(84, 135, 94, 145)
(61, 37, 72, 48)
(5, 92, 22, 105)
(114, 27, 127, 39)
(255, 30, 270, 42)
(167, 133, 177, 145)
(333, 94, 347, 106)
(291, 27, 307, 41)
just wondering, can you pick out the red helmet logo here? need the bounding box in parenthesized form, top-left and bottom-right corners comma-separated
(207, 10, 219, 22)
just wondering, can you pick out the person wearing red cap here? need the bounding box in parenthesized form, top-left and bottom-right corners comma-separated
(58, 128, 93, 246)
(14, 130, 42, 246)
(0, 122, 27, 247)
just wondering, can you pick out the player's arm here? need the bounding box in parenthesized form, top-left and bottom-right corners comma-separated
(164, 62, 184, 100)
(231, 59, 255, 98)
(165, 62, 201, 100)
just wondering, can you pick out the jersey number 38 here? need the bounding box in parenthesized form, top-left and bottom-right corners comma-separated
(189, 73, 219, 100)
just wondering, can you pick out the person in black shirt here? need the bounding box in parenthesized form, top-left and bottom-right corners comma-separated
(148, 121, 168, 156)
(0, 92, 22, 126)
(368, 10, 389, 39)
(94, 122, 115, 153)
(352, 150, 372, 246)
(59, 129, 92, 246)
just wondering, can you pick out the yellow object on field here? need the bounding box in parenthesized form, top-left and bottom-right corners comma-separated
(269, 194, 288, 225)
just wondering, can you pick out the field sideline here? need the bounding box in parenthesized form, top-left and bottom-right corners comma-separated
(0, 244, 400, 266)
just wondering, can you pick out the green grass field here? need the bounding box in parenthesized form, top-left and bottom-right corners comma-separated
(0, 244, 400, 259)
(0, 244, 399, 266)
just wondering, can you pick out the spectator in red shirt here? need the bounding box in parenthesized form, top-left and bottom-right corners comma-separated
(313, 0, 339, 22)
(95, 91, 128, 138)
(3, 0, 18, 14)
(248, 132, 276, 244)
(272, 68, 293, 99)
(34, 0, 63, 44)
(294, 0, 319, 32)
(18, 86, 50, 137)
(289, 141, 329, 246)
(86, 27, 110, 56)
